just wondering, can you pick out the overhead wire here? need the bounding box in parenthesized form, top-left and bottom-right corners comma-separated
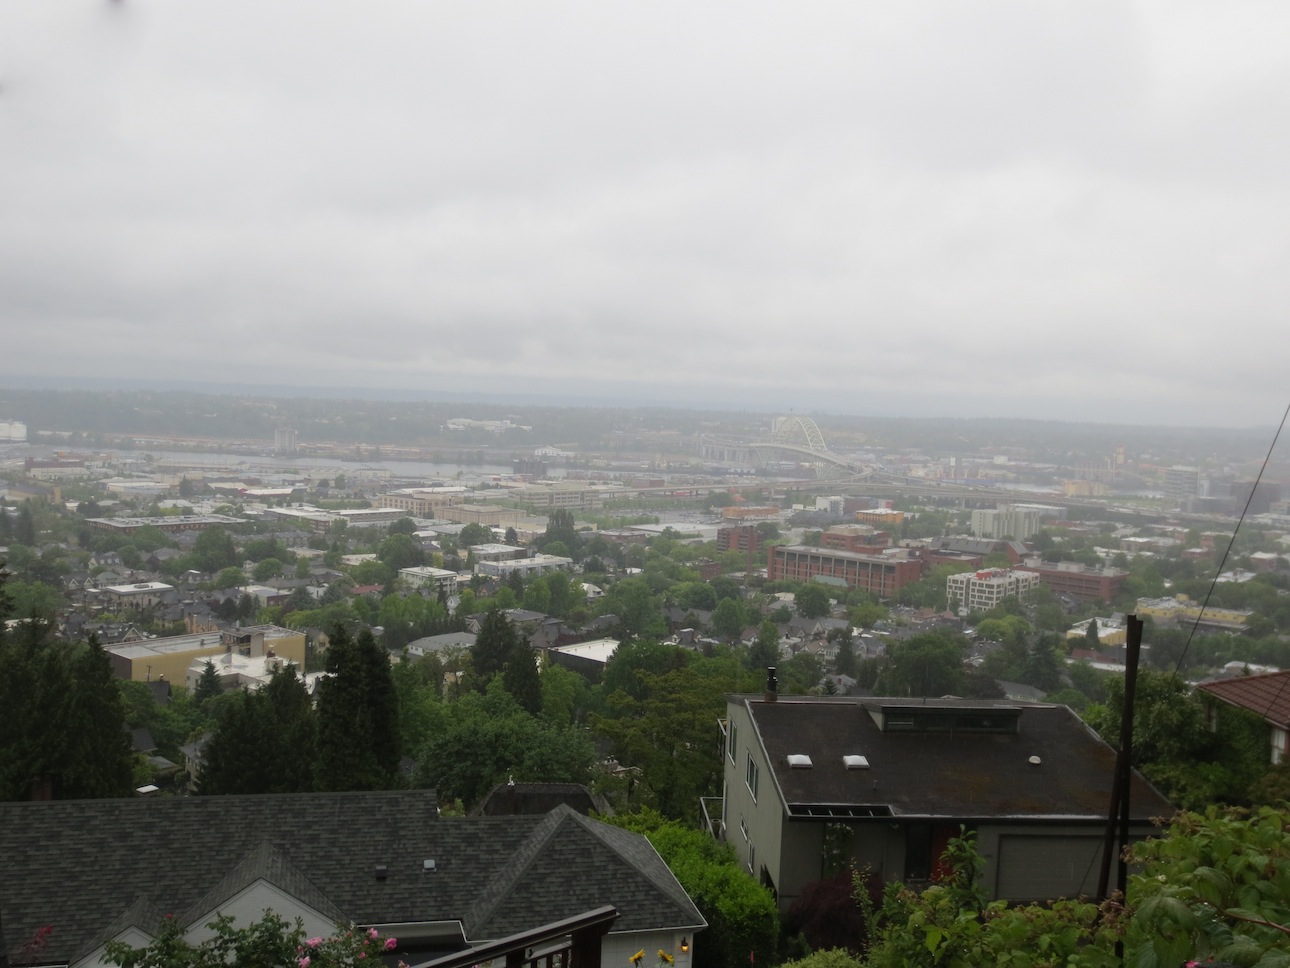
(1172, 400, 1290, 676)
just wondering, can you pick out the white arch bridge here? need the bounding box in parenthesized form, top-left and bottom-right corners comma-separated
(699, 416, 886, 481)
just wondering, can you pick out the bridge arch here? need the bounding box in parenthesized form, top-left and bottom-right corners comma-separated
(772, 415, 827, 455)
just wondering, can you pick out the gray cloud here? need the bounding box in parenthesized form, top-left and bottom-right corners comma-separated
(2, 1, 1288, 427)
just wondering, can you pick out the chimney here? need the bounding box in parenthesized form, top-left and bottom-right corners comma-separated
(764, 667, 778, 703)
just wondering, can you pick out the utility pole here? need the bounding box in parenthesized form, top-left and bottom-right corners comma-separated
(1097, 613, 1144, 904)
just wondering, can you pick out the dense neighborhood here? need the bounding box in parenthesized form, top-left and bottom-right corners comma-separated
(4, 397, 1290, 967)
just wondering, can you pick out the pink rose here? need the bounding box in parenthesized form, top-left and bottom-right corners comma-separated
(306, 938, 323, 948)
(369, 929, 379, 940)
(299, 958, 310, 968)
(385, 938, 398, 951)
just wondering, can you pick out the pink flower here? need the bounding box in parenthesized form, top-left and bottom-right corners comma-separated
(306, 938, 323, 949)
(369, 928, 379, 940)
(299, 958, 310, 968)
(385, 938, 398, 951)
(359, 954, 366, 960)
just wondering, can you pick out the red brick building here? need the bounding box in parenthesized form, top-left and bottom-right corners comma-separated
(1022, 560, 1128, 603)
(820, 525, 891, 554)
(717, 525, 762, 554)
(768, 545, 923, 600)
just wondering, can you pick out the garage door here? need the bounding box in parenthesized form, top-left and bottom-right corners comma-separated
(995, 834, 1105, 901)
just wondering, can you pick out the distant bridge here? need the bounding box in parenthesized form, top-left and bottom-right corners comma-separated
(699, 415, 886, 481)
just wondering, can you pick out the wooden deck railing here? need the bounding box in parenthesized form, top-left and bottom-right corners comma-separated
(415, 905, 618, 968)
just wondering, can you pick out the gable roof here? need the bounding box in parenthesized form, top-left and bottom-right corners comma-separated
(470, 782, 611, 818)
(0, 792, 701, 966)
(736, 696, 1172, 821)
(464, 805, 703, 938)
(1198, 671, 1290, 726)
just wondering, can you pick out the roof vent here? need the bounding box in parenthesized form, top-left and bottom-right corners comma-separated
(374, 864, 388, 881)
(787, 754, 813, 769)
(843, 754, 870, 770)
(423, 858, 437, 873)
(1028, 755, 1042, 766)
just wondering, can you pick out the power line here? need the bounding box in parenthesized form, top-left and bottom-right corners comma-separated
(1173, 400, 1290, 675)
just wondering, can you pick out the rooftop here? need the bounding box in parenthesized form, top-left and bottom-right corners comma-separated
(735, 696, 1172, 821)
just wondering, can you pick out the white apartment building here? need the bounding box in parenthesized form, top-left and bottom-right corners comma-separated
(970, 505, 1044, 541)
(947, 568, 1041, 614)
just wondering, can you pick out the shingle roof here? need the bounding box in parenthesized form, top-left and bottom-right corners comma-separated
(470, 782, 611, 818)
(0, 792, 702, 965)
(465, 806, 704, 938)
(741, 696, 1172, 820)
(1198, 671, 1290, 727)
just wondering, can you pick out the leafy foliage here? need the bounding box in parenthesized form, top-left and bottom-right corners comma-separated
(607, 810, 778, 968)
(1127, 805, 1290, 967)
(105, 911, 401, 968)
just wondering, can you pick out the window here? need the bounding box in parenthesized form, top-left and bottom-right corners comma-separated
(727, 721, 738, 764)
(745, 752, 759, 801)
(748, 842, 756, 876)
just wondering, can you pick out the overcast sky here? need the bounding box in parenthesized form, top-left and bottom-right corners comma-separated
(2, 2, 1287, 427)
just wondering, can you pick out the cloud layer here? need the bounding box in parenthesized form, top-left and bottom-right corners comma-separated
(2, 1, 1287, 426)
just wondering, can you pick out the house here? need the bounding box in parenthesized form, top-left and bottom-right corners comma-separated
(0, 792, 704, 968)
(710, 692, 1172, 911)
(471, 781, 613, 818)
(1197, 671, 1290, 764)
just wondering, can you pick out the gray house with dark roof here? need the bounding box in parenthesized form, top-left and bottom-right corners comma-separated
(0, 791, 703, 968)
(711, 695, 1172, 910)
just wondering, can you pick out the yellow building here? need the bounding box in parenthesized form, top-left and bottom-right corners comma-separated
(854, 508, 905, 526)
(1135, 595, 1251, 631)
(1065, 618, 1128, 647)
(105, 625, 306, 684)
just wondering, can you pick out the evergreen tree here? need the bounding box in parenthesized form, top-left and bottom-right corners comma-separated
(502, 639, 543, 715)
(746, 620, 780, 672)
(1084, 617, 1101, 647)
(471, 608, 518, 686)
(0, 616, 133, 800)
(835, 634, 859, 677)
(61, 637, 135, 799)
(194, 660, 221, 705)
(316, 626, 401, 791)
(199, 665, 317, 795)
(15, 502, 36, 546)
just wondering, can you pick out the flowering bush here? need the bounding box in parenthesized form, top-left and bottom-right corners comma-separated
(104, 910, 403, 968)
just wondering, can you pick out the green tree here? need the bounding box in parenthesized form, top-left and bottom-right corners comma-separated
(60, 637, 136, 799)
(199, 665, 317, 795)
(213, 565, 245, 589)
(593, 661, 743, 819)
(0, 621, 134, 801)
(471, 608, 519, 687)
(252, 557, 284, 582)
(315, 626, 401, 791)
(502, 638, 543, 715)
(711, 597, 747, 640)
(875, 632, 966, 698)
(416, 685, 594, 806)
(377, 533, 424, 571)
(796, 583, 832, 619)
(189, 526, 239, 573)
(600, 577, 665, 639)
(458, 522, 492, 547)
(15, 502, 36, 546)
(747, 620, 780, 672)
(193, 659, 221, 705)
(606, 810, 778, 968)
